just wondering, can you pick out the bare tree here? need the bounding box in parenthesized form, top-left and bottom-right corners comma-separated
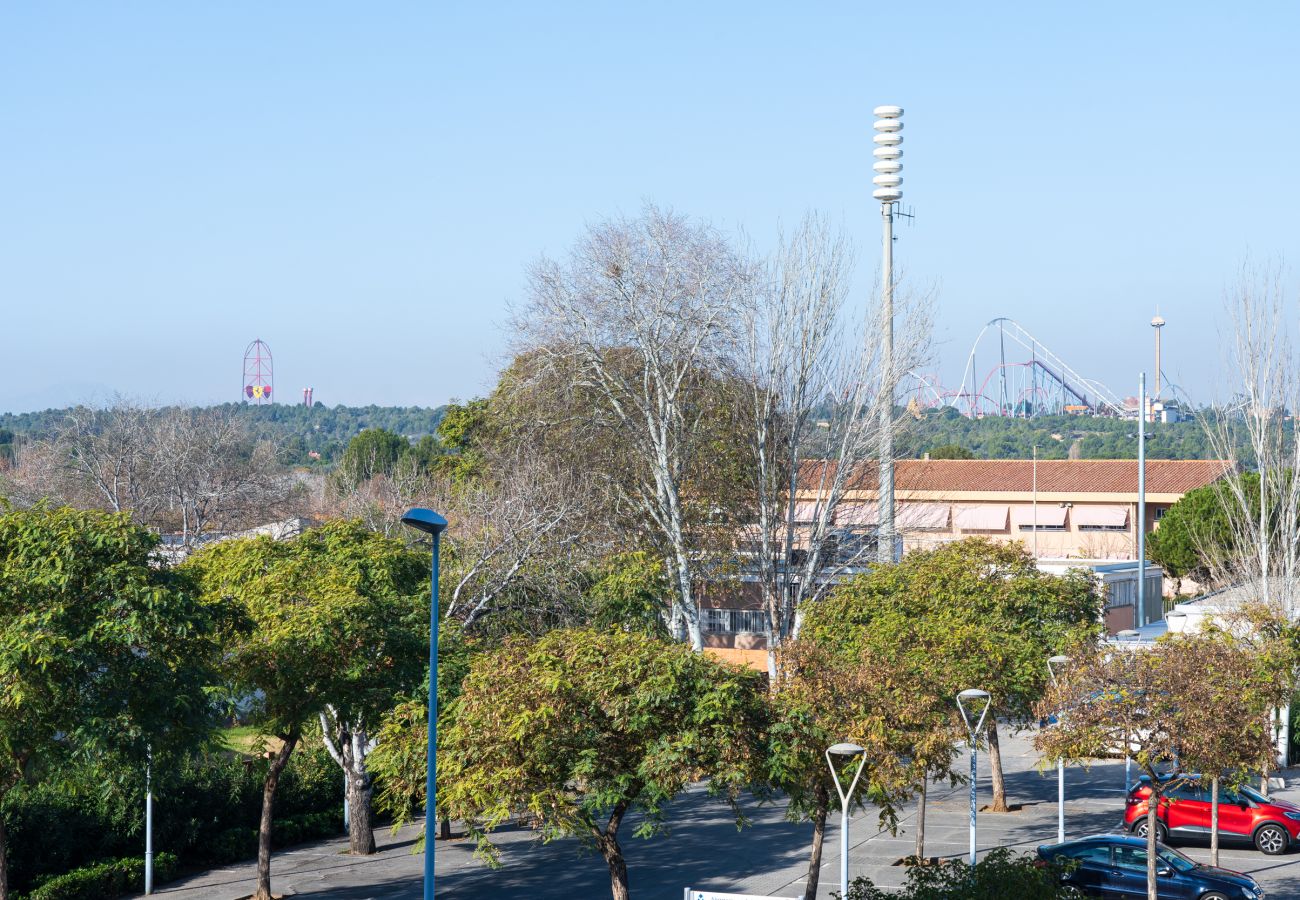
(329, 453, 439, 537)
(441, 452, 592, 632)
(155, 408, 300, 547)
(1200, 263, 1300, 614)
(740, 215, 932, 675)
(511, 206, 750, 649)
(46, 400, 170, 520)
(1198, 262, 1300, 772)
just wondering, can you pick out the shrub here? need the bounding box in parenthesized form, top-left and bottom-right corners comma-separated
(836, 848, 1084, 899)
(25, 852, 177, 900)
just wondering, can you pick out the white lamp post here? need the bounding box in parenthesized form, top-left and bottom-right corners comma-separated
(873, 104, 902, 563)
(1047, 655, 1070, 844)
(825, 742, 867, 898)
(956, 689, 991, 867)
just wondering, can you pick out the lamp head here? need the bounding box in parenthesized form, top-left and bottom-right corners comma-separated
(401, 507, 448, 535)
(828, 742, 866, 757)
(1048, 655, 1070, 666)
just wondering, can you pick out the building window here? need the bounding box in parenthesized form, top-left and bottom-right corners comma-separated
(701, 609, 769, 634)
(1154, 507, 1168, 521)
(1079, 524, 1129, 532)
(1018, 524, 1066, 532)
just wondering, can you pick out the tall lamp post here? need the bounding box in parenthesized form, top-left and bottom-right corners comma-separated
(825, 742, 867, 899)
(402, 507, 449, 900)
(873, 104, 903, 563)
(1047, 656, 1070, 844)
(1116, 628, 1140, 794)
(957, 689, 991, 867)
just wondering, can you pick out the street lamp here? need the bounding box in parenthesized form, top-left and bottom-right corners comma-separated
(825, 741, 867, 899)
(402, 507, 449, 900)
(1047, 656, 1070, 844)
(956, 689, 991, 867)
(1115, 629, 1140, 794)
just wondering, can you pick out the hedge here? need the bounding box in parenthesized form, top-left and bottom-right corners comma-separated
(3, 745, 342, 895)
(24, 852, 177, 900)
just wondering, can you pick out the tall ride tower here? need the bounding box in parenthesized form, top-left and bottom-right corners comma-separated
(242, 339, 274, 404)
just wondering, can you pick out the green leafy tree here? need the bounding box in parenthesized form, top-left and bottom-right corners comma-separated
(369, 623, 476, 842)
(1171, 628, 1291, 865)
(804, 539, 1102, 829)
(440, 628, 770, 900)
(0, 505, 218, 900)
(1036, 640, 1189, 900)
(583, 551, 672, 636)
(1147, 473, 1258, 592)
(333, 428, 413, 489)
(182, 520, 428, 897)
(769, 639, 952, 900)
(925, 443, 975, 460)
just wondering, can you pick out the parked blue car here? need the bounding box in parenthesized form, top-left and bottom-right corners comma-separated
(1037, 834, 1263, 899)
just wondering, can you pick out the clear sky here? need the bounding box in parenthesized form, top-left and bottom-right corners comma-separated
(3, 2, 1297, 413)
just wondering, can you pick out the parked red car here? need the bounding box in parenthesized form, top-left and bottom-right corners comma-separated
(1126, 774, 1300, 855)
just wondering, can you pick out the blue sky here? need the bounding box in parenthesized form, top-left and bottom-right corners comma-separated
(2, 2, 1297, 412)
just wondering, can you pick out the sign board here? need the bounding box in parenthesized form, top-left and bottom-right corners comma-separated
(683, 891, 798, 900)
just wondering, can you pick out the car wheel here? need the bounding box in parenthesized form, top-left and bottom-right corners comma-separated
(1254, 823, 1289, 855)
(1132, 818, 1169, 843)
(1198, 894, 1229, 900)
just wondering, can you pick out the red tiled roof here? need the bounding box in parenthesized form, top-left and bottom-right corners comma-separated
(799, 459, 1233, 496)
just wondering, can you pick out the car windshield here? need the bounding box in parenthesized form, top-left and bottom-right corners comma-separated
(1158, 846, 1198, 873)
(1241, 785, 1269, 804)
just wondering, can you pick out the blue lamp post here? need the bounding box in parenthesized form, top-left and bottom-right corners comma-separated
(402, 507, 449, 900)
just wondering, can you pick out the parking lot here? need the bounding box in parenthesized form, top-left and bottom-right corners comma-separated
(148, 728, 1300, 898)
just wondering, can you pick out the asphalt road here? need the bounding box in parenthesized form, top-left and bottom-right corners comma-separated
(140, 729, 1300, 898)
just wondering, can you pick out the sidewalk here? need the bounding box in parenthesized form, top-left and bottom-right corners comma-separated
(136, 824, 425, 900)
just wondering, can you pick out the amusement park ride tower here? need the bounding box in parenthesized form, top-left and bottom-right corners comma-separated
(242, 339, 274, 404)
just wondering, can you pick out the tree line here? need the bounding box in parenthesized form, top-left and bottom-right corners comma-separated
(0, 402, 446, 467)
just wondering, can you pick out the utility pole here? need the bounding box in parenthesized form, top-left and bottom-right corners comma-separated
(873, 105, 903, 563)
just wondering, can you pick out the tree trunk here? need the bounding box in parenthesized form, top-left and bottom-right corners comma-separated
(914, 780, 927, 861)
(1210, 776, 1220, 866)
(594, 799, 632, 900)
(345, 764, 376, 855)
(986, 721, 1009, 812)
(253, 733, 300, 900)
(440, 817, 452, 840)
(1145, 792, 1158, 900)
(0, 812, 9, 900)
(803, 782, 829, 900)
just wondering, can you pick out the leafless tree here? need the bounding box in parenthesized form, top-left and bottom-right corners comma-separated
(2, 401, 299, 547)
(1197, 260, 1300, 772)
(740, 214, 932, 675)
(155, 407, 300, 547)
(511, 205, 750, 649)
(441, 452, 592, 632)
(1200, 263, 1300, 614)
(329, 454, 440, 537)
(45, 400, 171, 520)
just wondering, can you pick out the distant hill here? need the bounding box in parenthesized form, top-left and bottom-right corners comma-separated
(0, 403, 447, 467)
